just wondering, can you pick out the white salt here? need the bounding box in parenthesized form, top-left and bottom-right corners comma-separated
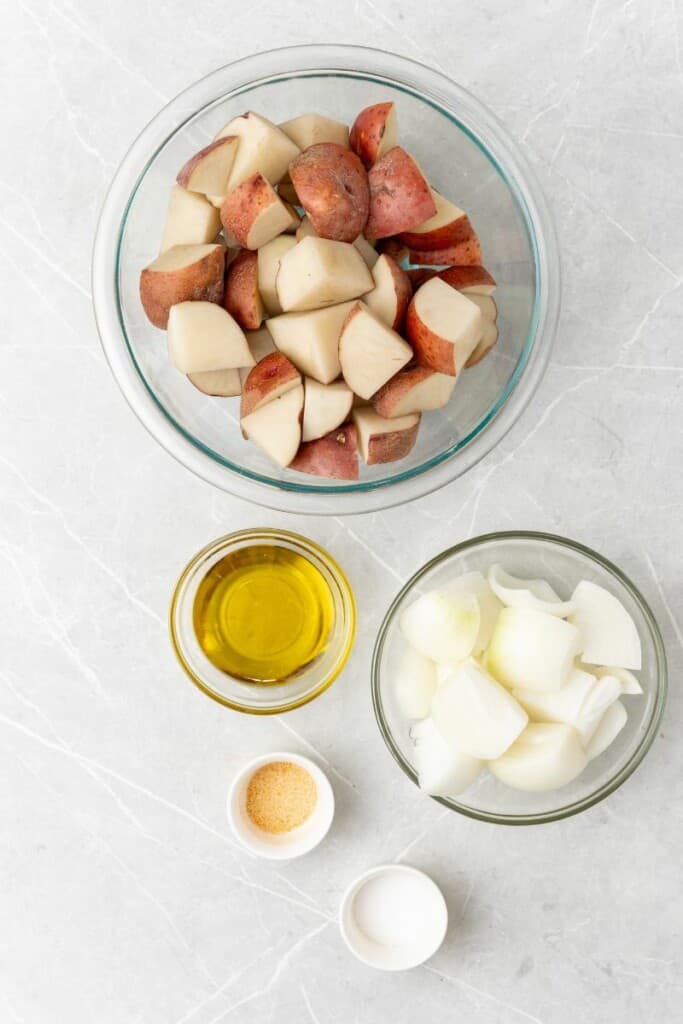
(352, 868, 444, 949)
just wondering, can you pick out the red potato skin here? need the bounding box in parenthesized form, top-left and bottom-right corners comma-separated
(366, 418, 420, 465)
(223, 250, 263, 329)
(240, 353, 301, 418)
(408, 233, 483, 267)
(438, 265, 496, 291)
(376, 238, 409, 263)
(407, 267, 436, 289)
(290, 423, 359, 480)
(399, 212, 475, 252)
(405, 296, 457, 376)
(289, 144, 369, 242)
(176, 136, 236, 189)
(365, 148, 436, 240)
(349, 102, 395, 168)
(381, 255, 412, 330)
(372, 366, 436, 417)
(139, 247, 225, 329)
(220, 172, 279, 249)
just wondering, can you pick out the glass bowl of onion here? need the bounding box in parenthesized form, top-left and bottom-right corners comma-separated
(372, 531, 667, 825)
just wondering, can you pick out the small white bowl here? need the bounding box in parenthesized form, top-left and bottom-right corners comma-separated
(340, 864, 448, 970)
(228, 752, 334, 860)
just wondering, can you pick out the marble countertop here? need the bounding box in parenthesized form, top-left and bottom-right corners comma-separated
(1, 2, 682, 1022)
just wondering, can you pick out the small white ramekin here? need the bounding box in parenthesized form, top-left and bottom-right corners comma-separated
(340, 864, 448, 970)
(228, 752, 334, 860)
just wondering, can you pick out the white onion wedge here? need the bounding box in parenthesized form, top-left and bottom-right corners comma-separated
(411, 718, 483, 797)
(432, 661, 528, 759)
(569, 580, 641, 669)
(436, 663, 461, 688)
(400, 590, 480, 665)
(585, 701, 628, 760)
(487, 607, 581, 692)
(513, 668, 622, 743)
(586, 665, 643, 695)
(395, 647, 437, 720)
(442, 571, 503, 654)
(487, 564, 574, 617)
(489, 723, 587, 792)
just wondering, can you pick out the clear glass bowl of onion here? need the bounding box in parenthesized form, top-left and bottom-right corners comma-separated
(372, 531, 667, 825)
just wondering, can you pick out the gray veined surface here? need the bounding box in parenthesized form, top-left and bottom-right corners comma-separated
(1, 0, 682, 1021)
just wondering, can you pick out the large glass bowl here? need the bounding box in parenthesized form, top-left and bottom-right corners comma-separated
(372, 532, 667, 824)
(92, 45, 560, 514)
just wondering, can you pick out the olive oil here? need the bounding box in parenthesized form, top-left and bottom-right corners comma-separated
(193, 544, 334, 683)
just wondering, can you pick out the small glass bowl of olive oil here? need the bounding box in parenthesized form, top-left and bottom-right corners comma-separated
(170, 530, 356, 713)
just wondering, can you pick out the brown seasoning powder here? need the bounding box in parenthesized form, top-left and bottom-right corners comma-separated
(246, 761, 318, 835)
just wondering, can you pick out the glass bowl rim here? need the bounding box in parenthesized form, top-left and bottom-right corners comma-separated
(371, 530, 668, 825)
(169, 527, 357, 714)
(92, 43, 561, 515)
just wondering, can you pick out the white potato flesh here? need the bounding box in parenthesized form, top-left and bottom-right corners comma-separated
(353, 234, 379, 268)
(266, 301, 356, 384)
(374, 103, 399, 161)
(412, 278, 483, 367)
(240, 385, 304, 468)
(215, 112, 300, 193)
(187, 368, 241, 397)
(464, 293, 497, 322)
(167, 302, 253, 373)
(378, 371, 456, 418)
(432, 661, 528, 760)
(487, 564, 574, 617)
(395, 647, 437, 720)
(353, 407, 420, 465)
(257, 236, 297, 315)
(294, 222, 377, 274)
(590, 665, 643, 695)
(585, 701, 628, 760)
(489, 723, 587, 792)
(295, 216, 317, 241)
(339, 304, 413, 399)
(302, 378, 353, 442)
(513, 668, 622, 743)
(279, 113, 350, 150)
(487, 607, 581, 692)
(466, 319, 499, 367)
(281, 200, 301, 233)
(407, 189, 467, 237)
(276, 237, 374, 312)
(411, 718, 483, 797)
(363, 253, 404, 325)
(569, 580, 642, 670)
(180, 137, 239, 198)
(242, 194, 296, 249)
(160, 186, 221, 253)
(400, 590, 480, 665)
(145, 242, 221, 272)
(238, 328, 277, 386)
(442, 571, 503, 654)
